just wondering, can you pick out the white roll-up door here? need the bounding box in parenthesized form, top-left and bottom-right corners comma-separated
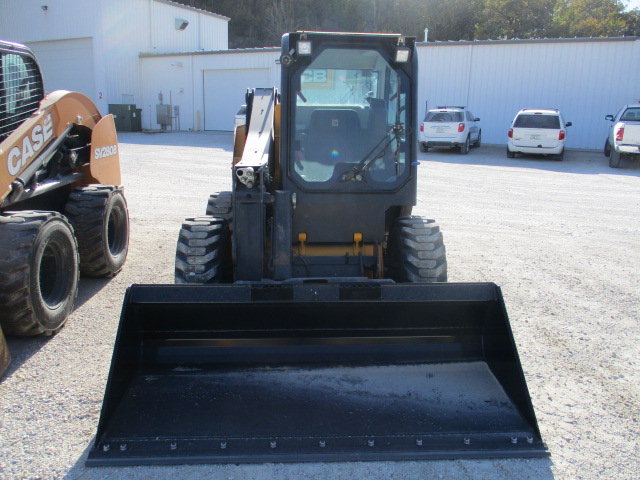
(26, 38, 95, 99)
(203, 68, 270, 131)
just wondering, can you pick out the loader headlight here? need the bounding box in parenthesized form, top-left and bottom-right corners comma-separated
(297, 40, 312, 55)
(395, 47, 411, 63)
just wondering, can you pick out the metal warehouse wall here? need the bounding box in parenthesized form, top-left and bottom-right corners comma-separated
(140, 49, 280, 131)
(417, 37, 640, 150)
(0, 0, 229, 114)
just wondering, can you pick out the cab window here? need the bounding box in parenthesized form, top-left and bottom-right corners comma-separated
(0, 52, 44, 139)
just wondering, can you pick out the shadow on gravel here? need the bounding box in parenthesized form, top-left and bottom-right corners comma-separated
(117, 131, 234, 151)
(423, 145, 640, 176)
(1, 276, 112, 382)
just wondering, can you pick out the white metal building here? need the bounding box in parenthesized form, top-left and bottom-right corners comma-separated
(1, 2, 639, 149)
(0, 0, 229, 115)
(417, 37, 640, 149)
(140, 48, 280, 131)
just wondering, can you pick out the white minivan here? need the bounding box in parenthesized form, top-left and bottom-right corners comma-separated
(507, 109, 571, 160)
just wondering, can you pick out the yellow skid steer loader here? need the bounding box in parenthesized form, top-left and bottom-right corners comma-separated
(88, 32, 546, 465)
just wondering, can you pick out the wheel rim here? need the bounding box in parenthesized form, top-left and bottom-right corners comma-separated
(38, 236, 71, 309)
(107, 202, 128, 257)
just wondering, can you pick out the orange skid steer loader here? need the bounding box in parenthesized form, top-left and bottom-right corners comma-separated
(0, 40, 129, 376)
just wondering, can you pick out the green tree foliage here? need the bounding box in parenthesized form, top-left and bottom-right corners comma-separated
(551, 0, 631, 37)
(181, 0, 640, 46)
(475, 0, 555, 39)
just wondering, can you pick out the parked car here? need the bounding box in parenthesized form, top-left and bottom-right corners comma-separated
(418, 107, 481, 154)
(604, 103, 640, 168)
(507, 108, 571, 160)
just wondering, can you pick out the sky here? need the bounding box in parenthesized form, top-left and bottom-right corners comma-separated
(625, 0, 640, 10)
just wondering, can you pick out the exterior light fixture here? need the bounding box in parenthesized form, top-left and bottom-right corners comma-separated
(175, 19, 189, 30)
(297, 41, 312, 55)
(395, 47, 411, 63)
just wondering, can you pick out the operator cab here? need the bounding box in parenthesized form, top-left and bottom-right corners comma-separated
(284, 33, 413, 191)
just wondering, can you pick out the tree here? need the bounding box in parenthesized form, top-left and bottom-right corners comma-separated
(475, 0, 555, 39)
(550, 0, 629, 37)
(423, 0, 482, 41)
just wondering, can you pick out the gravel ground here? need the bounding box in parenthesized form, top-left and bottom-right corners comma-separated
(1, 132, 638, 480)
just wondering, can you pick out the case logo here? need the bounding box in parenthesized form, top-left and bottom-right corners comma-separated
(7, 114, 54, 176)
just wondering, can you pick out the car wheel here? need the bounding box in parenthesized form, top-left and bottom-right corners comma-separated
(556, 149, 564, 161)
(473, 131, 482, 148)
(460, 136, 470, 155)
(419, 142, 428, 153)
(609, 149, 622, 168)
(507, 148, 515, 158)
(604, 139, 611, 157)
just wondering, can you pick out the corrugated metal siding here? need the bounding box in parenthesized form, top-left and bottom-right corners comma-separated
(140, 49, 280, 130)
(418, 38, 640, 149)
(0, 1, 98, 43)
(149, 0, 228, 53)
(0, 0, 228, 114)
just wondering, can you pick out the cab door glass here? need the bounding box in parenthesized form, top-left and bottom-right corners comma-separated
(0, 52, 44, 139)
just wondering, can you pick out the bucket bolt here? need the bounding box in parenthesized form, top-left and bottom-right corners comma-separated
(416, 439, 423, 446)
(170, 443, 177, 450)
(367, 440, 375, 447)
(319, 440, 326, 448)
(220, 441, 228, 449)
(102, 444, 110, 452)
(464, 438, 471, 445)
(119, 444, 127, 451)
(511, 437, 518, 444)
(270, 441, 277, 449)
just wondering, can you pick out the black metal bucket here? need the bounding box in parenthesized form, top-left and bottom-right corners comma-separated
(86, 282, 548, 466)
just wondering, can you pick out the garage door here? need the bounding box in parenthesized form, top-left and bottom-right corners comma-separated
(204, 68, 271, 131)
(26, 38, 95, 100)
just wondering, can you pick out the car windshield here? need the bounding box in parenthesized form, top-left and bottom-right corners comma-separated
(514, 114, 560, 129)
(425, 111, 463, 122)
(290, 47, 409, 188)
(620, 107, 640, 121)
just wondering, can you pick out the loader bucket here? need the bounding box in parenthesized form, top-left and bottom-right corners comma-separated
(87, 282, 548, 466)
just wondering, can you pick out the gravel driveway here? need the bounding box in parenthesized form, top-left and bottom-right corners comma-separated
(1, 132, 638, 479)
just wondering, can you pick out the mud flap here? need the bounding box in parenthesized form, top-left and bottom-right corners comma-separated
(86, 282, 548, 466)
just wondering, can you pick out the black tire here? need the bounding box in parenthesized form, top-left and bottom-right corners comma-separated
(609, 149, 622, 168)
(419, 142, 428, 153)
(604, 139, 611, 157)
(507, 148, 516, 158)
(473, 131, 482, 148)
(460, 136, 470, 155)
(205, 191, 233, 226)
(175, 216, 231, 283)
(65, 185, 129, 277)
(0, 211, 79, 336)
(556, 148, 565, 161)
(386, 216, 447, 282)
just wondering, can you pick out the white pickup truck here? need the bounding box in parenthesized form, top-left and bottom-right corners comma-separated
(605, 103, 640, 168)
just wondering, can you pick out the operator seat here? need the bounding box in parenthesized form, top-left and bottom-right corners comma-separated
(306, 109, 361, 165)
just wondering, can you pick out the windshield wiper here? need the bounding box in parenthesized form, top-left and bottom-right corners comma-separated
(341, 122, 404, 182)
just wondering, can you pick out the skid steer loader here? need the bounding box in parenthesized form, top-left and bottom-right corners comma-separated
(0, 40, 129, 376)
(88, 32, 547, 465)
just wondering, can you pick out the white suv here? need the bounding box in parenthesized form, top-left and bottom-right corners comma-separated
(507, 109, 572, 160)
(418, 107, 481, 154)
